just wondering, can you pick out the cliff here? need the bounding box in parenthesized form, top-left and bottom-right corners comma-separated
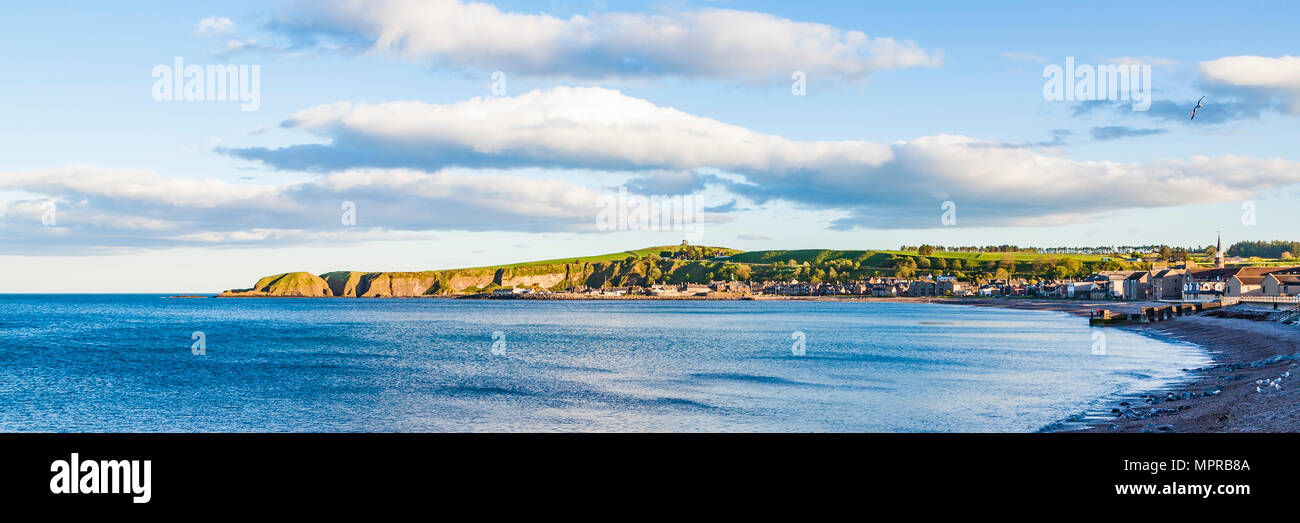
(217, 245, 743, 297)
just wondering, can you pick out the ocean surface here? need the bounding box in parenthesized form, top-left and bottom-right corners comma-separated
(0, 295, 1211, 432)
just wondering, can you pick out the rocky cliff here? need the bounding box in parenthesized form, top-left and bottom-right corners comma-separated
(218, 246, 741, 298)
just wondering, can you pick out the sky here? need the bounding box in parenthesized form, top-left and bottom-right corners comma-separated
(1, 0, 1298, 292)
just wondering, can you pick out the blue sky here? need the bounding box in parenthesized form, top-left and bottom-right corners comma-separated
(1, 0, 1298, 292)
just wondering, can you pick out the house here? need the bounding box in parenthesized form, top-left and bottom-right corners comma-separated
(1225, 267, 1291, 297)
(937, 278, 965, 296)
(681, 283, 711, 295)
(1182, 268, 1237, 301)
(906, 279, 939, 297)
(492, 287, 526, 295)
(1122, 272, 1151, 301)
(1263, 273, 1300, 297)
(1149, 269, 1186, 301)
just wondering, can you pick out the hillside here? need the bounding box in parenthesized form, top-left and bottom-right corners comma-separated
(218, 245, 1180, 297)
(219, 244, 743, 297)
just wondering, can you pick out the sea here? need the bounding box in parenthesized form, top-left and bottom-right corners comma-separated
(0, 295, 1211, 432)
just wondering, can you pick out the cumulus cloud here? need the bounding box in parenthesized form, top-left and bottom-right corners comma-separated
(1199, 55, 1300, 113)
(223, 87, 1300, 229)
(224, 86, 896, 174)
(0, 166, 635, 254)
(267, 0, 941, 81)
(195, 17, 236, 37)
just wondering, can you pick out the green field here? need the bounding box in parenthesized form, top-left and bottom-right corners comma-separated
(727, 248, 1109, 267)
(876, 250, 1109, 262)
(464, 245, 744, 269)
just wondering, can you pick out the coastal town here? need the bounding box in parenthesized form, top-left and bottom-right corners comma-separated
(492, 239, 1300, 305)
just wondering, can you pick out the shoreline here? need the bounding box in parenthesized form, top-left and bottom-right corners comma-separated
(1071, 315, 1299, 432)
(947, 298, 1299, 433)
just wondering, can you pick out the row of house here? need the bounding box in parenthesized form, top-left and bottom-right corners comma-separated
(555, 277, 973, 298)
(524, 265, 1300, 301)
(1053, 266, 1300, 301)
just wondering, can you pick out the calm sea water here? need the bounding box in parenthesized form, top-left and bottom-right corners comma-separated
(0, 295, 1210, 432)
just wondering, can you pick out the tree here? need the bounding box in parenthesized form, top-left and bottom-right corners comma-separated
(1205, 245, 1218, 258)
(933, 258, 947, 270)
(1159, 245, 1172, 260)
(918, 244, 935, 256)
(998, 253, 1016, 271)
(1061, 258, 1084, 277)
(1283, 251, 1295, 260)
(915, 256, 931, 269)
(1051, 266, 1071, 280)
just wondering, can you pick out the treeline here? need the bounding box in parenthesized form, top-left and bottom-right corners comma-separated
(1226, 241, 1299, 259)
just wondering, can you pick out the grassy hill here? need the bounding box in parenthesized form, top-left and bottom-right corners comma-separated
(221, 244, 1194, 297)
(730, 248, 1107, 266)
(469, 245, 744, 269)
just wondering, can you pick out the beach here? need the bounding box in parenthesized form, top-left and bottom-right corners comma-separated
(945, 298, 1300, 432)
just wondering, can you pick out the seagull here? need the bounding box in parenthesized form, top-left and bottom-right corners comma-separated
(1190, 96, 1205, 120)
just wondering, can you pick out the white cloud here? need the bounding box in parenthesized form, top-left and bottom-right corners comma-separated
(1199, 55, 1300, 113)
(1200, 55, 1300, 89)
(225, 87, 1300, 229)
(271, 0, 942, 81)
(194, 16, 236, 37)
(0, 166, 649, 253)
(241, 86, 895, 175)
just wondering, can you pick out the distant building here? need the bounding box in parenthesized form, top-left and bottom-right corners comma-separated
(1263, 273, 1300, 297)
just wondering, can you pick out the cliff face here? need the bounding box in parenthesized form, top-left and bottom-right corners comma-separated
(218, 249, 732, 297)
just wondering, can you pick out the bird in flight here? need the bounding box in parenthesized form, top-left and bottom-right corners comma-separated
(1190, 96, 1205, 120)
